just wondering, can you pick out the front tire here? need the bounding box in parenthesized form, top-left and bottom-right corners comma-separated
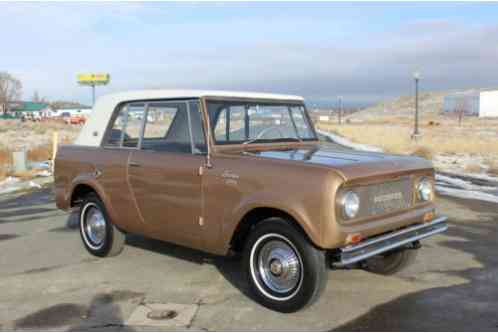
(79, 193, 125, 257)
(243, 218, 327, 313)
(361, 248, 417, 275)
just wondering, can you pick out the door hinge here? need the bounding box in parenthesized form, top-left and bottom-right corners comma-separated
(199, 216, 204, 227)
(198, 166, 204, 176)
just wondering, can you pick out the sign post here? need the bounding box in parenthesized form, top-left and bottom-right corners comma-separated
(77, 73, 110, 105)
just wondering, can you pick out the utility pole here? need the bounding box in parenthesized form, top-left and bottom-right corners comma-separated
(338, 96, 343, 125)
(91, 84, 96, 106)
(412, 72, 421, 139)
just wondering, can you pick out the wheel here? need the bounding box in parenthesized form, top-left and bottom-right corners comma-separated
(243, 218, 327, 313)
(79, 193, 125, 257)
(361, 248, 417, 275)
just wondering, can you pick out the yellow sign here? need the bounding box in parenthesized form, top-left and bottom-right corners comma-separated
(77, 73, 110, 85)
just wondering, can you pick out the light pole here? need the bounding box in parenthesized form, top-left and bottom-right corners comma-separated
(338, 96, 343, 125)
(412, 71, 421, 139)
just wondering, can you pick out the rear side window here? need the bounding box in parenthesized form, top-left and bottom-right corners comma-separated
(106, 103, 145, 148)
(141, 102, 191, 153)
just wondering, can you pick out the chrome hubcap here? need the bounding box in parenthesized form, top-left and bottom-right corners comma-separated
(84, 206, 106, 247)
(258, 240, 301, 293)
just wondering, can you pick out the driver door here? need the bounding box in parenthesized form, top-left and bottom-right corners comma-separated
(127, 100, 207, 249)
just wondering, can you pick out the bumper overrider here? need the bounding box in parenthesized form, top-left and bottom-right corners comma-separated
(334, 216, 448, 267)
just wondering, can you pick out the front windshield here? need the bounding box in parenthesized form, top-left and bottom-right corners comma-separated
(207, 100, 317, 144)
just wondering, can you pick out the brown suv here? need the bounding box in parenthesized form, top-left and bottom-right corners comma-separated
(55, 90, 447, 312)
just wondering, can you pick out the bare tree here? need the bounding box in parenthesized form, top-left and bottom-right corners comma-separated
(0, 72, 22, 115)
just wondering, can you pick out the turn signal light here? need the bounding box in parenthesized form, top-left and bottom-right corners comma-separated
(346, 233, 363, 244)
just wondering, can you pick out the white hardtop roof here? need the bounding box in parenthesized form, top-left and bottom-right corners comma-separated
(75, 89, 305, 146)
(99, 89, 304, 103)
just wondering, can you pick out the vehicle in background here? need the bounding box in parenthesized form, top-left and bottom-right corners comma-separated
(54, 90, 448, 312)
(69, 114, 86, 125)
(60, 112, 71, 124)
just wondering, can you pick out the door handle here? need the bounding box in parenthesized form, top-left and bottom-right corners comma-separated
(129, 161, 141, 167)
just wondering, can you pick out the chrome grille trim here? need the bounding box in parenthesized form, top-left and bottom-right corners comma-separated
(363, 177, 413, 216)
(339, 177, 414, 220)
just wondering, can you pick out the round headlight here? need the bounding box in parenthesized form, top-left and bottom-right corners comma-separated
(417, 178, 433, 201)
(342, 191, 360, 219)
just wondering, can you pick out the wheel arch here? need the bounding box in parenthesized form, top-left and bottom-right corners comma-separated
(70, 183, 99, 207)
(229, 206, 321, 254)
(68, 179, 117, 224)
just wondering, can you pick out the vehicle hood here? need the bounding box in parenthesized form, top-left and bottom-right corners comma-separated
(241, 143, 433, 181)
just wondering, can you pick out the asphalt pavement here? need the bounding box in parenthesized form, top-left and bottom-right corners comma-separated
(0, 186, 497, 331)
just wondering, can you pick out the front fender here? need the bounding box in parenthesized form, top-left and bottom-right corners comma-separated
(222, 191, 325, 253)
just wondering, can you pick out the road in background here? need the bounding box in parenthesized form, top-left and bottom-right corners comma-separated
(0, 187, 497, 331)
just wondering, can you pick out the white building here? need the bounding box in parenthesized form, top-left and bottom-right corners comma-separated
(52, 107, 93, 117)
(443, 89, 498, 118)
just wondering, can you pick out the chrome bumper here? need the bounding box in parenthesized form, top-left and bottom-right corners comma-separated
(335, 216, 448, 266)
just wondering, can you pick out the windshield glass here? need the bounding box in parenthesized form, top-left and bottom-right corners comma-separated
(207, 100, 316, 144)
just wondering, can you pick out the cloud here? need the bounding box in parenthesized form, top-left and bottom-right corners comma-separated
(1, 3, 498, 106)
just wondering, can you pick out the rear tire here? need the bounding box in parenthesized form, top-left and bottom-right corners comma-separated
(362, 248, 417, 275)
(243, 218, 327, 313)
(79, 193, 125, 257)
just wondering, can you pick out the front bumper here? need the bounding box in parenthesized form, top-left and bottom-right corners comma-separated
(334, 216, 448, 266)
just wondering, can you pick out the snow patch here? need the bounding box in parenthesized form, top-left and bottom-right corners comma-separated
(436, 174, 498, 192)
(0, 177, 22, 195)
(436, 186, 498, 204)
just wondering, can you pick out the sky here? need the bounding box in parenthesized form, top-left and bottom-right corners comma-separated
(2, 2, 498, 107)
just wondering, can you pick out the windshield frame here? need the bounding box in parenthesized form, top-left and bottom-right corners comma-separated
(205, 97, 318, 146)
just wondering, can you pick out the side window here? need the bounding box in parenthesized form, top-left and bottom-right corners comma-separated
(106, 100, 206, 153)
(141, 100, 206, 154)
(106, 103, 145, 148)
(123, 103, 145, 147)
(188, 101, 207, 154)
(107, 105, 127, 146)
(213, 105, 245, 142)
(290, 106, 314, 139)
(228, 106, 245, 140)
(214, 108, 227, 141)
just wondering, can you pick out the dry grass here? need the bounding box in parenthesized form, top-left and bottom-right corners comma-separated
(486, 160, 498, 176)
(317, 118, 498, 156)
(464, 164, 483, 173)
(0, 147, 11, 181)
(0, 119, 79, 181)
(27, 144, 53, 162)
(0, 147, 11, 168)
(410, 146, 433, 160)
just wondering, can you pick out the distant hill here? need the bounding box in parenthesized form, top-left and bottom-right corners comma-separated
(352, 91, 448, 120)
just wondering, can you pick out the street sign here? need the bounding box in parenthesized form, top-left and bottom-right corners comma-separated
(77, 73, 110, 105)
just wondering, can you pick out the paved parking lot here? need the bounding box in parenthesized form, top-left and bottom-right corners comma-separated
(1, 187, 497, 331)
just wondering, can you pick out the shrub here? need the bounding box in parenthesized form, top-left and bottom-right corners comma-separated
(27, 144, 52, 162)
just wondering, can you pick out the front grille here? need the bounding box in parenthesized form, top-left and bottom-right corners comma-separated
(358, 177, 413, 217)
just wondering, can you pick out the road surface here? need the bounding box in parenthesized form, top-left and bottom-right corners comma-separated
(0, 187, 497, 331)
